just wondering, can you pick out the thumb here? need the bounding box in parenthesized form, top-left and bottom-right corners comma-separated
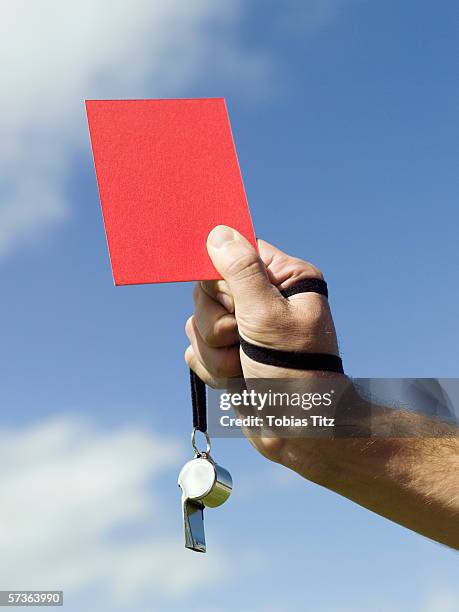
(207, 225, 281, 314)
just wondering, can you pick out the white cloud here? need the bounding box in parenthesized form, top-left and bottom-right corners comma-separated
(0, 0, 269, 257)
(423, 589, 459, 612)
(0, 416, 229, 607)
(0, 0, 353, 259)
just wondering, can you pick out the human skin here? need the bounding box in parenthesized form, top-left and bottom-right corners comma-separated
(185, 225, 459, 549)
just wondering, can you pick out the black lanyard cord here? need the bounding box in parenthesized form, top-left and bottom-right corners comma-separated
(190, 368, 207, 433)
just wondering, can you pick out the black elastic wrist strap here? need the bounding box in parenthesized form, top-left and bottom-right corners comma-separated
(240, 277, 343, 374)
(190, 277, 343, 432)
(238, 336, 343, 373)
(279, 278, 329, 299)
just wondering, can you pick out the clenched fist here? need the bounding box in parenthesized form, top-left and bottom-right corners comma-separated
(185, 225, 339, 386)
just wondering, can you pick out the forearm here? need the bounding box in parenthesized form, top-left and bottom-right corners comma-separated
(279, 402, 459, 549)
(186, 229, 459, 548)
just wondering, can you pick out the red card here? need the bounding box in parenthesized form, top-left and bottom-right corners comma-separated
(85, 98, 256, 285)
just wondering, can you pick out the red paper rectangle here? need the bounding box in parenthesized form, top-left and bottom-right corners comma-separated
(85, 98, 256, 285)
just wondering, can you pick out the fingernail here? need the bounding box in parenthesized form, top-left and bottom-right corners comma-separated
(208, 225, 235, 248)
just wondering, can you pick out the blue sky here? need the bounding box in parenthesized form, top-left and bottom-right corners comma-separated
(0, 1, 458, 610)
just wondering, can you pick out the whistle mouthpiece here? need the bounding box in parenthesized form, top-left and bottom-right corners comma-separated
(183, 499, 206, 553)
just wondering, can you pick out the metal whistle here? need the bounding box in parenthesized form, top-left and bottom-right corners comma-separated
(178, 454, 232, 553)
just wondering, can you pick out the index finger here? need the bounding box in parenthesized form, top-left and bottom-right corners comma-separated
(200, 279, 235, 313)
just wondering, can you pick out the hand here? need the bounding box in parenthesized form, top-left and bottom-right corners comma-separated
(185, 225, 339, 379)
(185, 225, 341, 463)
(185, 226, 459, 549)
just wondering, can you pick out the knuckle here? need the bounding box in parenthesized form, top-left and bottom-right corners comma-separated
(226, 251, 261, 282)
(303, 261, 324, 280)
(202, 315, 236, 348)
(288, 257, 324, 281)
(257, 437, 287, 464)
(201, 325, 218, 347)
(185, 316, 194, 338)
(184, 345, 193, 366)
